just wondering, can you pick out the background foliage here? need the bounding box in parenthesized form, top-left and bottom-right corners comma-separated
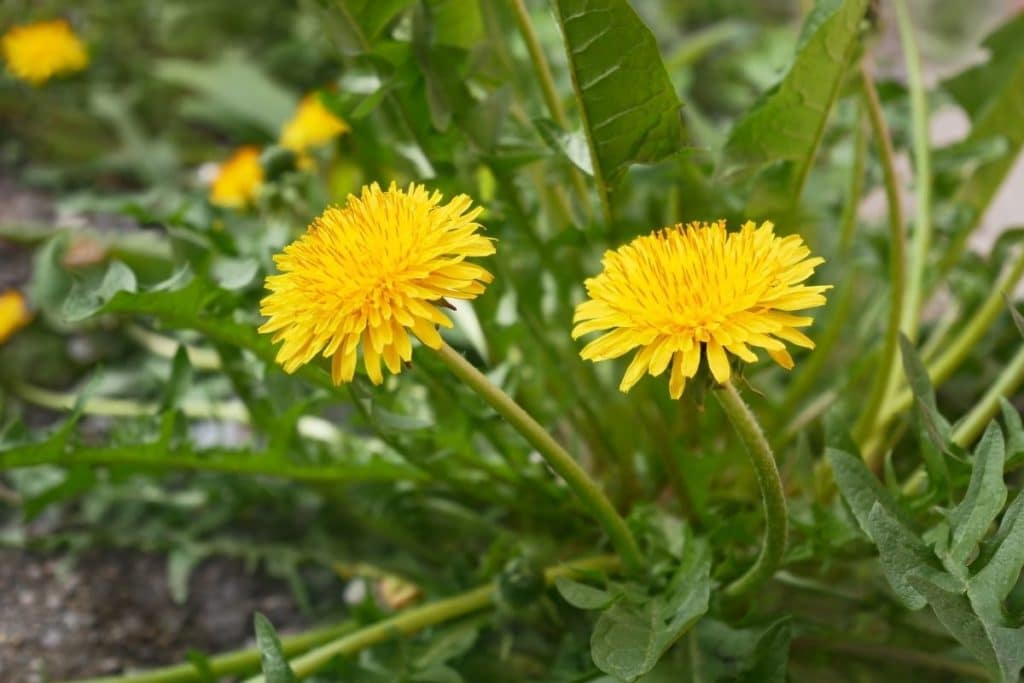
(2, 0, 1024, 680)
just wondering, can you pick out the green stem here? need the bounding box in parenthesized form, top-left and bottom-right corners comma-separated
(880, 248, 1024, 424)
(68, 622, 355, 683)
(952, 343, 1024, 448)
(894, 0, 932, 343)
(508, 0, 592, 220)
(714, 381, 787, 598)
(243, 555, 619, 683)
(852, 65, 907, 461)
(434, 341, 643, 574)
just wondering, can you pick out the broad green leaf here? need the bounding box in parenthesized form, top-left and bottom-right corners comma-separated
(590, 539, 710, 681)
(254, 613, 297, 683)
(721, 0, 868, 186)
(552, 0, 685, 190)
(948, 423, 1007, 565)
(899, 336, 953, 494)
(945, 14, 1024, 241)
(865, 502, 960, 609)
(555, 576, 616, 610)
(909, 575, 1024, 683)
(970, 491, 1024, 621)
(155, 52, 296, 135)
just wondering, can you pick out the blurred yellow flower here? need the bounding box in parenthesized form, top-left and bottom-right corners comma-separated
(2, 19, 88, 85)
(0, 290, 32, 344)
(279, 94, 351, 154)
(259, 182, 494, 385)
(573, 220, 829, 399)
(210, 146, 264, 208)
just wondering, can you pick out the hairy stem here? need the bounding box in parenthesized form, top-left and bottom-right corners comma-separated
(714, 381, 787, 598)
(434, 341, 643, 574)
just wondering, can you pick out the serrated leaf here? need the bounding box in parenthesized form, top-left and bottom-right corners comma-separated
(948, 423, 1007, 565)
(552, 0, 684, 190)
(969, 491, 1024, 622)
(909, 574, 1024, 683)
(721, 0, 867, 185)
(555, 576, 615, 610)
(865, 502, 960, 609)
(590, 539, 710, 681)
(254, 613, 297, 683)
(826, 447, 914, 536)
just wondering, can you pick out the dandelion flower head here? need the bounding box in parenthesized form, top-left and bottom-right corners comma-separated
(573, 220, 829, 399)
(210, 146, 264, 208)
(280, 94, 351, 154)
(259, 182, 495, 385)
(2, 19, 88, 85)
(0, 290, 32, 344)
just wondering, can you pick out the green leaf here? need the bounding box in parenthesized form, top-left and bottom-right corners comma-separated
(555, 576, 616, 610)
(590, 539, 710, 681)
(720, 0, 868, 186)
(254, 612, 297, 683)
(864, 502, 957, 609)
(534, 118, 594, 175)
(160, 346, 194, 413)
(945, 14, 1024, 233)
(909, 575, 1024, 683)
(826, 447, 914, 536)
(693, 618, 792, 683)
(552, 0, 685, 190)
(970, 491, 1024, 621)
(167, 547, 199, 605)
(947, 422, 1007, 566)
(155, 52, 297, 135)
(1000, 398, 1024, 462)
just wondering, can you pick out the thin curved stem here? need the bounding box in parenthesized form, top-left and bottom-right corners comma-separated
(714, 381, 787, 598)
(242, 554, 619, 683)
(852, 65, 907, 463)
(434, 341, 643, 574)
(894, 0, 933, 343)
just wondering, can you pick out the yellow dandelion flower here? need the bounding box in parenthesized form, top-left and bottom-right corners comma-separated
(0, 290, 32, 344)
(210, 146, 264, 208)
(280, 94, 351, 154)
(573, 220, 829, 399)
(259, 182, 495, 385)
(2, 19, 88, 86)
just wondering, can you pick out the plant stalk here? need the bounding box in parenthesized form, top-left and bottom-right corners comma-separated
(243, 555, 619, 683)
(894, 0, 933, 343)
(852, 65, 907, 463)
(434, 341, 643, 574)
(714, 381, 787, 597)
